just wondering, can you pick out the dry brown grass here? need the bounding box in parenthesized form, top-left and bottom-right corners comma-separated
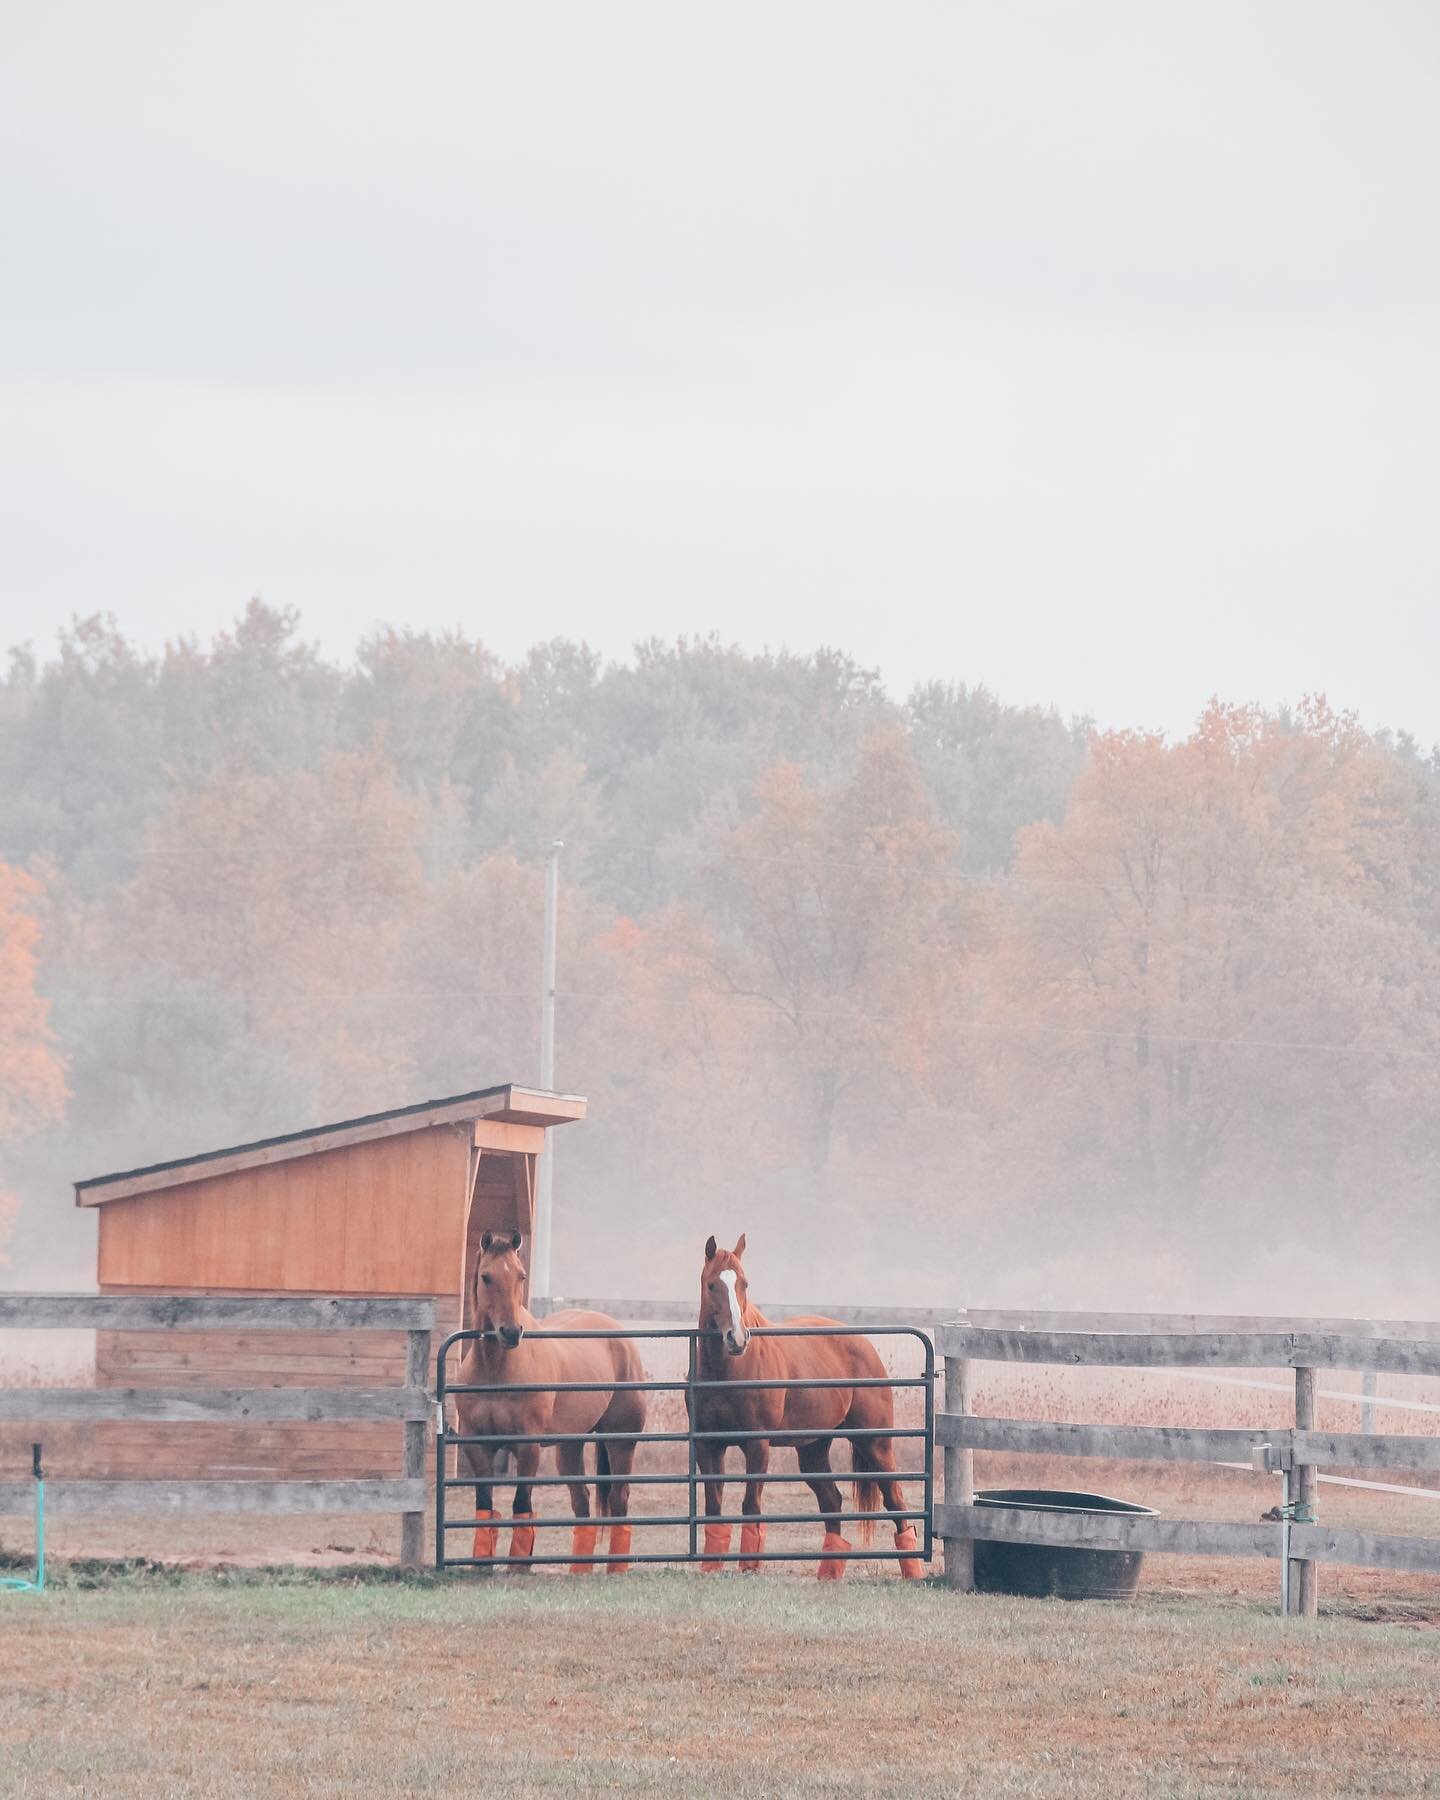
(2, 1569, 1439, 1797)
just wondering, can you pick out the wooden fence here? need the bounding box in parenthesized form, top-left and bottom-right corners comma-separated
(0, 1294, 434, 1569)
(936, 1324, 1440, 1615)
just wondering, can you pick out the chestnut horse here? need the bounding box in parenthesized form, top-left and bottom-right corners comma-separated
(692, 1234, 924, 1579)
(454, 1229, 647, 1572)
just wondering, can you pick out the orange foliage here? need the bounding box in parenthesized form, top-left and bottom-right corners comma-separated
(0, 863, 68, 1265)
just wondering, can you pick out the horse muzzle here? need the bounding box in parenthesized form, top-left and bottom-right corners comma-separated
(497, 1325, 525, 1349)
(723, 1330, 748, 1356)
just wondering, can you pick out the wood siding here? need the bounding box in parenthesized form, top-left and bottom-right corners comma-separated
(84, 1123, 540, 1480)
(97, 1125, 472, 1294)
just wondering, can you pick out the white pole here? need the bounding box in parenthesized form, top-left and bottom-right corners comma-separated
(532, 840, 562, 1302)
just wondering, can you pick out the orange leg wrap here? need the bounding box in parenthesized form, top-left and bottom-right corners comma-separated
(739, 1520, 766, 1572)
(894, 1524, 925, 1580)
(509, 1515, 536, 1562)
(471, 1510, 500, 1561)
(569, 1522, 599, 1574)
(817, 1530, 851, 1581)
(701, 1523, 733, 1572)
(607, 1522, 633, 1575)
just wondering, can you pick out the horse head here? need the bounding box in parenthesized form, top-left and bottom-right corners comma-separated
(475, 1229, 527, 1348)
(700, 1232, 751, 1356)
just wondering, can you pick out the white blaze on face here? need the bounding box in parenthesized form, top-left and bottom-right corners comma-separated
(719, 1269, 744, 1339)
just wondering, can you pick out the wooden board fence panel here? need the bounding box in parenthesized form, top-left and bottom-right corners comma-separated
(0, 1294, 437, 1331)
(938, 1414, 1283, 1464)
(0, 1387, 429, 1424)
(0, 1478, 425, 1517)
(937, 1503, 1440, 1575)
(938, 1413, 1440, 1474)
(1292, 1430, 1440, 1474)
(938, 1326, 1440, 1378)
(1288, 1526, 1440, 1576)
(964, 1310, 1440, 1340)
(937, 1501, 1277, 1560)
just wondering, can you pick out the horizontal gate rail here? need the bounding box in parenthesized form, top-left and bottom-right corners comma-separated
(436, 1323, 934, 1574)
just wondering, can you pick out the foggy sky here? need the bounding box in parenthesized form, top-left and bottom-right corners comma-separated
(3, 2, 1438, 743)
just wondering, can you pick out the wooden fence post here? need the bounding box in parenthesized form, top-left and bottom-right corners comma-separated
(401, 1326, 431, 1571)
(943, 1352, 974, 1592)
(1292, 1366, 1318, 1616)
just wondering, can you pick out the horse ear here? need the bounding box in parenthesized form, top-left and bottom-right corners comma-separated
(704, 1235, 717, 1261)
(510, 1229, 522, 1251)
(733, 1233, 746, 1260)
(480, 1230, 494, 1253)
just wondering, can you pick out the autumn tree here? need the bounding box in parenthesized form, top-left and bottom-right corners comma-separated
(667, 730, 966, 1172)
(976, 700, 1440, 1272)
(0, 864, 67, 1264)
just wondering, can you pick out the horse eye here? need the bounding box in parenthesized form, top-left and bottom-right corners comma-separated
(708, 1282, 717, 1293)
(481, 1273, 492, 1286)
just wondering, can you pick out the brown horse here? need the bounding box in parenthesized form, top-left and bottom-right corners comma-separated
(692, 1234, 924, 1579)
(453, 1229, 647, 1572)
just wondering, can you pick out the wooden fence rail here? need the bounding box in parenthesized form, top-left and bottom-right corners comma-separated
(936, 1322, 1440, 1616)
(0, 1293, 434, 1568)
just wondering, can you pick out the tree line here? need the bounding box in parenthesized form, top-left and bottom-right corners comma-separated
(2, 603, 1437, 1308)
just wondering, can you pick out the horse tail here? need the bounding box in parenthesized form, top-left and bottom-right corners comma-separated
(596, 1440, 612, 1517)
(851, 1480, 882, 1546)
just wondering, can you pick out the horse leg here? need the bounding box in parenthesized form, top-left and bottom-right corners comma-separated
(554, 1437, 599, 1573)
(697, 1438, 730, 1571)
(467, 1443, 500, 1563)
(739, 1438, 770, 1572)
(593, 1382, 646, 1574)
(506, 1439, 540, 1567)
(601, 1440, 639, 1574)
(798, 1437, 851, 1581)
(852, 1433, 925, 1579)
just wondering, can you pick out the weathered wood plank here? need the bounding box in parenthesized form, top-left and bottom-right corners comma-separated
(400, 1327, 431, 1570)
(1292, 1430, 1440, 1473)
(1293, 1366, 1319, 1616)
(0, 1387, 430, 1423)
(937, 1326, 1440, 1377)
(935, 1503, 1440, 1574)
(965, 1309, 1440, 1340)
(0, 1478, 425, 1516)
(938, 1413, 1286, 1464)
(1288, 1525, 1440, 1576)
(936, 1413, 1440, 1474)
(0, 1295, 437, 1331)
(942, 1355, 974, 1592)
(936, 1502, 1279, 1559)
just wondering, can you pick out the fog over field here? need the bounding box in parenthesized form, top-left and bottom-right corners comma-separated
(1, 612, 1437, 1317)
(2, 4, 1438, 1317)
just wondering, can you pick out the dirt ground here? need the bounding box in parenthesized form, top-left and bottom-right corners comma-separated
(2, 1568, 1439, 1798)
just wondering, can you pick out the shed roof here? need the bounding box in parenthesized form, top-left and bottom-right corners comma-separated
(74, 1083, 586, 1207)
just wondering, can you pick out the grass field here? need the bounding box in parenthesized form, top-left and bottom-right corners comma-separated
(2, 1567, 1439, 1798)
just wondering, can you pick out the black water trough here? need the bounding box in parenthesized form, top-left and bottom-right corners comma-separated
(972, 1489, 1157, 1601)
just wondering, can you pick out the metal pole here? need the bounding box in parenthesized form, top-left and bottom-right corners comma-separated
(531, 841, 562, 1302)
(1279, 1464, 1291, 1615)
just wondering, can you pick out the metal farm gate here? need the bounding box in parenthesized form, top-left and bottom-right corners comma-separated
(434, 1325, 934, 1572)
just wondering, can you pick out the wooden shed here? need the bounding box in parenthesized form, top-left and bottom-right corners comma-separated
(73, 1082, 585, 1478)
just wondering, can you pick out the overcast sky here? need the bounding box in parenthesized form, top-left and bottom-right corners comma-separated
(3, 2, 1437, 743)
